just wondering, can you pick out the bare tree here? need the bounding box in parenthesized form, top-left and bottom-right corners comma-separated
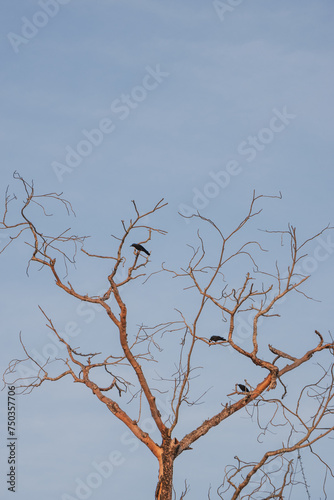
(1, 173, 333, 499)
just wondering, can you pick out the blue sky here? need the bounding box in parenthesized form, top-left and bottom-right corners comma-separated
(1, 1, 334, 499)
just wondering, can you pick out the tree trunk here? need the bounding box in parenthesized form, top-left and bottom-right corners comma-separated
(155, 436, 175, 500)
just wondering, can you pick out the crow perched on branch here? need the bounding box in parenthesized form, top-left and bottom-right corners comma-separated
(131, 243, 150, 256)
(237, 384, 250, 393)
(209, 335, 226, 343)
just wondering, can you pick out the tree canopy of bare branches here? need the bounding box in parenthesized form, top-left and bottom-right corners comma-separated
(1, 173, 333, 500)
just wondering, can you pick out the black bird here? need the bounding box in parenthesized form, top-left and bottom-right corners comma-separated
(237, 384, 250, 393)
(131, 243, 150, 256)
(209, 335, 226, 343)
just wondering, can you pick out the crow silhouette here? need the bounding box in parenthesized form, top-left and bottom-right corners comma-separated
(209, 335, 226, 343)
(237, 384, 250, 393)
(131, 243, 150, 256)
